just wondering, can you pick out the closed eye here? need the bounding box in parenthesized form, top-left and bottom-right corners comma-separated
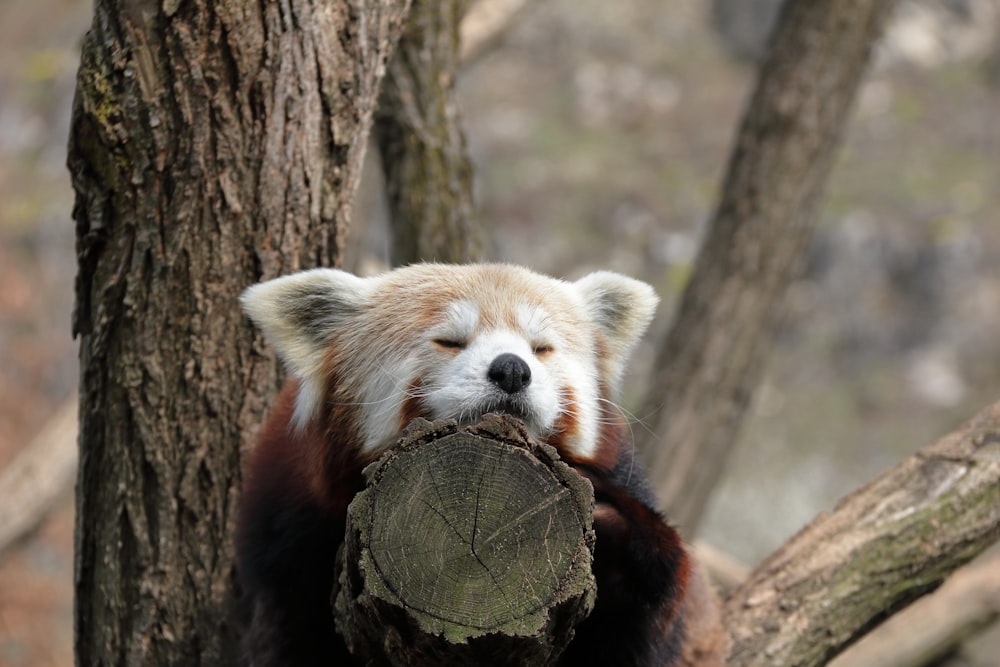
(434, 338, 467, 351)
(533, 344, 554, 356)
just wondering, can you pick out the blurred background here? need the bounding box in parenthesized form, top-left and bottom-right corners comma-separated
(1, 0, 998, 664)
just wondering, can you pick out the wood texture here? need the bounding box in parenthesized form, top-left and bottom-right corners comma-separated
(67, 0, 409, 663)
(723, 399, 1000, 667)
(335, 415, 596, 666)
(640, 0, 897, 535)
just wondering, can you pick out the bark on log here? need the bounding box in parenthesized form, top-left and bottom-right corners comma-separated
(828, 552, 1000, 667)
(68, 0, 409, 663)
(375, 0, 482, 265)
(640, 0, 897, 536)
(334, 415, 596, 666)
(724, 399, 1000, 667)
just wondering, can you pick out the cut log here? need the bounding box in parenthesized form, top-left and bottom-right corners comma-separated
(334, 414, 596, 666)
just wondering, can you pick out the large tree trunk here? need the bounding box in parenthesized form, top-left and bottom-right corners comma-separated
(640, 0, 897, 535)
(68, 0, 409, 663)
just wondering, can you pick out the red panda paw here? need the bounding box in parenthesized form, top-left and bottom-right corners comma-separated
(556, 473, 694, 665)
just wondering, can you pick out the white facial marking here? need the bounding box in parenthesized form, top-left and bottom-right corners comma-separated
(360, 351, 418, 453)
(342, 290, 610, 460)
(517, 304, 556, 352)
(244, 265, 657, 462)
(423, 327, 555, 435)
(432, 300, 479, 347)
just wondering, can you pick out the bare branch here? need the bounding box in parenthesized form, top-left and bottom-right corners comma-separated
(460, 0, 537, 63)
(0, 396, 77, 558)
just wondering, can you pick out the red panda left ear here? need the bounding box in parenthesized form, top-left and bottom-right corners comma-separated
(241, 268, 373, 427)
(573, 271, 659, 387)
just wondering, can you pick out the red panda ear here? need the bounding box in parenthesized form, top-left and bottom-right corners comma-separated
(241, 269, 373, 425)
(573, 271, 659, 387)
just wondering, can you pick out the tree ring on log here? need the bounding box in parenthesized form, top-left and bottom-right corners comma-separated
(336, 414, 596, 665)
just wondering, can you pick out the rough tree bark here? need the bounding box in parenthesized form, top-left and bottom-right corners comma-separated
(68, 0, 409, 663)
(724, 398, 1000, 666)
(335, 415, 595, 666)
(640, 0, 898, 535)
(0, 0, 518, 566)
(375, 0, 481, 265)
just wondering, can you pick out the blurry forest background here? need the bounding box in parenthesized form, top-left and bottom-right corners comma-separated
(1, 0, 999, 664)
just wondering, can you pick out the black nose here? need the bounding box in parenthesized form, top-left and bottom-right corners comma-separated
(488, 353, 531, 394)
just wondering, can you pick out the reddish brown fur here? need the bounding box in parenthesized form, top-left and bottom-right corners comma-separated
(236, 264, 724, 665)
(240, 378, 365, 522)
(675, 562, 728, 667)
(398, 379, 428, 434)
(557, 382, 628, 474)
(550, 386, 580, 451)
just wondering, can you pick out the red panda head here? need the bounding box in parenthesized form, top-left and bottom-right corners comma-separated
(241, 264, 658, 462)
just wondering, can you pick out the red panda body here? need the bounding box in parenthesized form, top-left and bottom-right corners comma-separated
(236, 264, 723, 666)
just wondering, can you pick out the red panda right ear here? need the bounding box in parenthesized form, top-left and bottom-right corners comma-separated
(241, 269, 373, 426)
(573, 271, 659, 392)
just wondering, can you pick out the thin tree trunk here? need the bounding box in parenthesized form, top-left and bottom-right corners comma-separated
(376, 0, 481, 265)
(640, 0, 897, 535)
(68, 0, 408, 663)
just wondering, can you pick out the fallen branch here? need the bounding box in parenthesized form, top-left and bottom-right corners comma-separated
(724, 399, 1000, 667)
(0, 395, 78, 558)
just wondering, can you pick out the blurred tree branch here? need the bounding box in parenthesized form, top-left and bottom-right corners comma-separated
(640, 0, 898, 536)
(460, 0, 537, 64)
(0, 396, 76, 558)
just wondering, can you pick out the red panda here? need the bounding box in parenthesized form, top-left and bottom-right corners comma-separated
(236, 263, 724, 666)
